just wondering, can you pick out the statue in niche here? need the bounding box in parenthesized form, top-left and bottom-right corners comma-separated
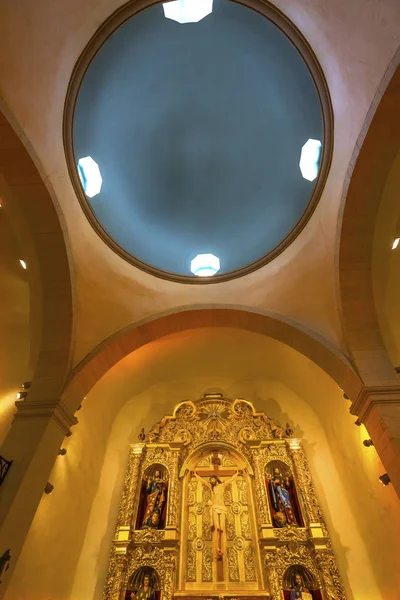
(130, 574, 156, 600)
(139, 468, 168, 530)
(290, 573, 312, 600)
(266, 461, 302, 528)
(191, 469, 242, 559)
(126, 567, 160, 600)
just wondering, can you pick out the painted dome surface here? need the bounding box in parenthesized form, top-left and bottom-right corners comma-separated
(72, 0, 325, 279)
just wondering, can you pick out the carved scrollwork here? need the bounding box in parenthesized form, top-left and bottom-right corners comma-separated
(226, 509, 236, 541)
(273, 527, 308, 542)
(186, 546, 196, 582)
(236, 478, 248, 505)
(202, 547, 213, 582)
(244, 547, 257, 581)
(240, 511, 252, 540)
(188, 478, 198, 506)
(131, 529, 165, 545)
(290, 445, 324, 524)
(224, 484, 233, 506)
(202, 505, 212, 541)
(315, 544, 347, 600)
(102, 549, 127, 600)
(228, 547, 240, 581)
(115, 446, 143, 529)
(251, 448, 271, 525)
(188, 512, 197, 541)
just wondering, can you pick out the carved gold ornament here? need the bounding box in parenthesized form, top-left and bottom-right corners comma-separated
(102, 394, 346, 600)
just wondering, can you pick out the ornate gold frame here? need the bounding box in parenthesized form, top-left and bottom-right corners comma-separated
(63, 0, 334, 284)
(103, 395, 346, 600)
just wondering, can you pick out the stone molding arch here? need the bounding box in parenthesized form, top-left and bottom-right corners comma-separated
(0, 101, 74, 402)
(62, 306, 362, 413)
(338, 48, 400, 387)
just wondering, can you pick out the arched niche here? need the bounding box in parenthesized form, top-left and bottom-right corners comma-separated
(265, 459, 304, 528)
(182, 442, 260, 588)
(135, 463, 169, 531)
(125, 566, 161, 600)
(283, 565, 322, 600)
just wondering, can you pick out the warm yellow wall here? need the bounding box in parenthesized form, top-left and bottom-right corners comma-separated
(6, 329, 400, 600)
(0, 206, 30, 447)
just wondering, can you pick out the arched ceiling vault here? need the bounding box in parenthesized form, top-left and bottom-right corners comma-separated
(338, 53, 400, 387)
(62, 307, 362, 414)
(1, 0, 400, 371)
(0, 106, 74, 403)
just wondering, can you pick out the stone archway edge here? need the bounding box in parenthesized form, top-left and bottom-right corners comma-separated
(62, 306, 363, 413)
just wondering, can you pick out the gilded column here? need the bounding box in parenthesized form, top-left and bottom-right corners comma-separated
(166, 448, 181, 529)
(102, 548, 128, 600)
(251, 448, 271, 527)
(116, 444, 144, 531)
(289, 443, 323, 524)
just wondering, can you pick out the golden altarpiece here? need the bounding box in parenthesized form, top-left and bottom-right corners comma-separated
(103, 395, 346, 600)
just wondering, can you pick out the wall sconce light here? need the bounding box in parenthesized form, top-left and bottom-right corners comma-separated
(354, 418, 361, 426)
(16, 391, 27, 400)
(58, 448, 67, 456)
(379, 474, 391, 486)
(65, 431, 73, 438)
(22, 382, 31, 389)
(363, 439, 374, 447)
(44, 482, 54, 495)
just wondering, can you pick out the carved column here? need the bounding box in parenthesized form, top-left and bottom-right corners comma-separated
(166, 448, 181, 529)
(315, 544, 347, 600)
(264, 550, 284, 600)
(116, 444, 144, 532)
(102, 548, 128, 600)
(162, 550, 178, 600)
(289, 442, 324, 525)
(250, 447, 271, 528)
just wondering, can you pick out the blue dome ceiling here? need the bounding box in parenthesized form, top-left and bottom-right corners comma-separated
(72, 0, 326, 280)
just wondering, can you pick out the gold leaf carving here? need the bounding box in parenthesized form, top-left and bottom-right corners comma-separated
(202, 547, 213, 582)
(186, 546, 196, 582)
(244, 547, 257, 581)
(227, 547, 240, 581)
(236, 479, 248, 505)
(240, 511, 252, 540)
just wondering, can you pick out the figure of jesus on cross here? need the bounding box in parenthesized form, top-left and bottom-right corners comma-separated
(191, 461, 243, 562)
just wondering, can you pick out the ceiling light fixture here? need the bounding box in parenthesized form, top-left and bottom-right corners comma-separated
(379, 474, 391, 486)
(299, 139, 322, 182)
(19, 259, 27, 270)
(162, 0, 213, 23)
(190, 253, 220, 277)
(392, 237, 400, 250)
(77, 156, 103, 198)
(16, 391, 27, 400)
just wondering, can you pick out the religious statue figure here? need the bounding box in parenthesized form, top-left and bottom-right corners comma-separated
(290, 573, 312, 600)
(269, 467, 298, 527)
(141, 470, 168, 529)
(130, 574, 156, 600)
(192, 469, 242, 559)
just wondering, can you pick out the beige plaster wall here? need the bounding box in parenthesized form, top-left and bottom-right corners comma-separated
(373, 151, 400, 367)
(6, 329, 400, 600)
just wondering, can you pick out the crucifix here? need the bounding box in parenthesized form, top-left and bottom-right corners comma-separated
(191, 451, 242, 581)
